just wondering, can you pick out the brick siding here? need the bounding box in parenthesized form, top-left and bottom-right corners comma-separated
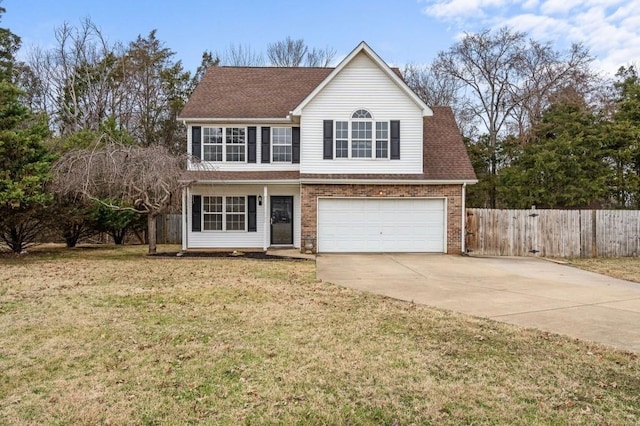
(301, 184, 464, 254)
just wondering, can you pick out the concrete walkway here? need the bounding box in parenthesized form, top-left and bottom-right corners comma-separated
(316, 254, 640, 353)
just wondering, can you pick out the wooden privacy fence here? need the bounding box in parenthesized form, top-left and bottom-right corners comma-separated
(466, 208, 640, 257)
(155, 214, 182, 244)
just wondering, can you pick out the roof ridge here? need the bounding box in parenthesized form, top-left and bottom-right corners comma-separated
(215, 66, 335, 70)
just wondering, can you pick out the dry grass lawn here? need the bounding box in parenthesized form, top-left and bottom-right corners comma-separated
(1, 245, 639, 424)
(568, 257, 640, 284)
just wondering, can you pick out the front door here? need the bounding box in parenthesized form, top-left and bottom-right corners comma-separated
(271, 196, 293, 245)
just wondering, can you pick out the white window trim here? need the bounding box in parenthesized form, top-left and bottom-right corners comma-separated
(201, 126, 247, 163)
(333, 114, 390, 160)
(271, 127, 293, 163)
(202, 195, 247, 232)
(202, 127, 223, 162)
(375, 121, 390, 160)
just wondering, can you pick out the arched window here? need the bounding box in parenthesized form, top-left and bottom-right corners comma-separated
(350, 109, 372, 158)
(334, 109, 389, 159)
(352, 109, 372, 119)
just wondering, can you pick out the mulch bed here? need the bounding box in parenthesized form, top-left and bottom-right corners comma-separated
(150, 251, 307, 260)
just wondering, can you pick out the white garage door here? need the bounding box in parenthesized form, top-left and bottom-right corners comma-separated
(317, 198, 445, 253)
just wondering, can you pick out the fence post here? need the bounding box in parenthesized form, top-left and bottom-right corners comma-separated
(591, 210, 598, 258)
(529, 205, 539, 255)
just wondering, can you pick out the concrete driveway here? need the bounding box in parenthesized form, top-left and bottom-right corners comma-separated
(316, 254, 640, 353)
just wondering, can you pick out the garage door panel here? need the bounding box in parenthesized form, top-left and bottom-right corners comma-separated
(318, 198, 445, 253)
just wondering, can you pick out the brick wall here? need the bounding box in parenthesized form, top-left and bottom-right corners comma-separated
(301, 183, 464, 254)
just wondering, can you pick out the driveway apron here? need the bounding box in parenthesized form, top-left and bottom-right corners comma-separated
(316, 254, 640, 353)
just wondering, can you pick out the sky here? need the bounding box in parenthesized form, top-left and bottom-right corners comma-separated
(3, 0, 639, 76)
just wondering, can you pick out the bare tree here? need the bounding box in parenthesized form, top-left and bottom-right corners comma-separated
(305, 46, 336, 67)
(23, 19, 127, 135)
(52, 139, 192, 254)
(506, 40, 594, 140)
(432, 27, 593, 207)
(268, 37, 306, 67)
(216, 43, 265, 66)
(402, 63, 477, 137)
(267, 37, 335, 67)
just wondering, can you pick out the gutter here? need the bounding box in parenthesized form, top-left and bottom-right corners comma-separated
(178, 179, 302, 185)
(299, 178, 479, 185)
(179, 117, 295, 124)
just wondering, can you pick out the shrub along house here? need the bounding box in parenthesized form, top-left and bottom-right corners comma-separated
(178, 42, 476, 254)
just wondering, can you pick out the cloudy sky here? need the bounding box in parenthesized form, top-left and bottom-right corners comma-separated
(423, 0, 640, 74)
(3, 0, 638, 76)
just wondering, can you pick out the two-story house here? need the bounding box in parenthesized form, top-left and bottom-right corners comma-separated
(178, 42, 476, 254)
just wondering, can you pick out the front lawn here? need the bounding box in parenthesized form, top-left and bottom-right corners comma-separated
(569, 257, 640, 283)
(1, 245, 639, 424)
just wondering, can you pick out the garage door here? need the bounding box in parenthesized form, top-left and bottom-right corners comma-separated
(317, 198, 445, 253)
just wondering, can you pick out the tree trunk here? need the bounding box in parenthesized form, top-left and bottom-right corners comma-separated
(147, 213, 157, 255)
(63, 224, 80, 248)
(9, 225, 24, 253)
(111, 229, 126, 245)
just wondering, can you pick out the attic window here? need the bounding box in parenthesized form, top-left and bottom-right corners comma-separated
(352, 109, 372, 119)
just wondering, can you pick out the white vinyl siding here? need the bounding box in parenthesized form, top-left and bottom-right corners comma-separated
(187, 184, 301, 249)
(300, 51, 424, 174)
(317, 198, 446, 253)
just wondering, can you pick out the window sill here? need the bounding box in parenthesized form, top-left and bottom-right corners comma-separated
(333, 157, 391, 161)
(201, 230, 249, 233)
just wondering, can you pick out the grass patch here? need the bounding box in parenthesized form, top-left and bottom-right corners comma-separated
(1, 245, 639, 424)
(568, 257, 640, 283)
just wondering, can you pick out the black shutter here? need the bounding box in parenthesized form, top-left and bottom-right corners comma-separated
(192, 195, 201, 232)
(261, 127, 270, 163)
(292, 127, 300, 164)
(390, 120, 400, 160)
(248, 196, 257, 232)
(191, 126, 201, 160)
(248, 126, 257, 163)
(323, 120, 333, 159)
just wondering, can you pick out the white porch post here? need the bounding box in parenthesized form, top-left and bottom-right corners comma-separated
(181, 187, 188, 252)
(263, 185, 269, 251)
(461, 183, 466, 254)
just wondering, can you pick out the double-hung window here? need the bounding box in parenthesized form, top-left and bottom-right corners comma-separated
(375, 122, 389, 159)
(226, 128, 246, 162)
(351, 109, 372, 158)
(225, 196, 246, 231)
(202, 196, 246, 231)
(203, 196, 223, 230)
(201, 127, 246, 162)
(334, 109, 389, 159)
(203, 128, 223, 161)
(272, 127, 292, 162)
(335, 121, 349, 158)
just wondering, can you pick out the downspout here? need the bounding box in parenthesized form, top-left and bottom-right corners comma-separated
(461, 183, 466, 254)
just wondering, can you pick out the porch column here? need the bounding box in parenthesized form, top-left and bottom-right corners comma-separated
(263, 185, 268, 251)
(181, 187, 188, 252)
(461, 183, 466, 254)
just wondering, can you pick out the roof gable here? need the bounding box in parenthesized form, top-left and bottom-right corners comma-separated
(291, 41, 432, 117)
